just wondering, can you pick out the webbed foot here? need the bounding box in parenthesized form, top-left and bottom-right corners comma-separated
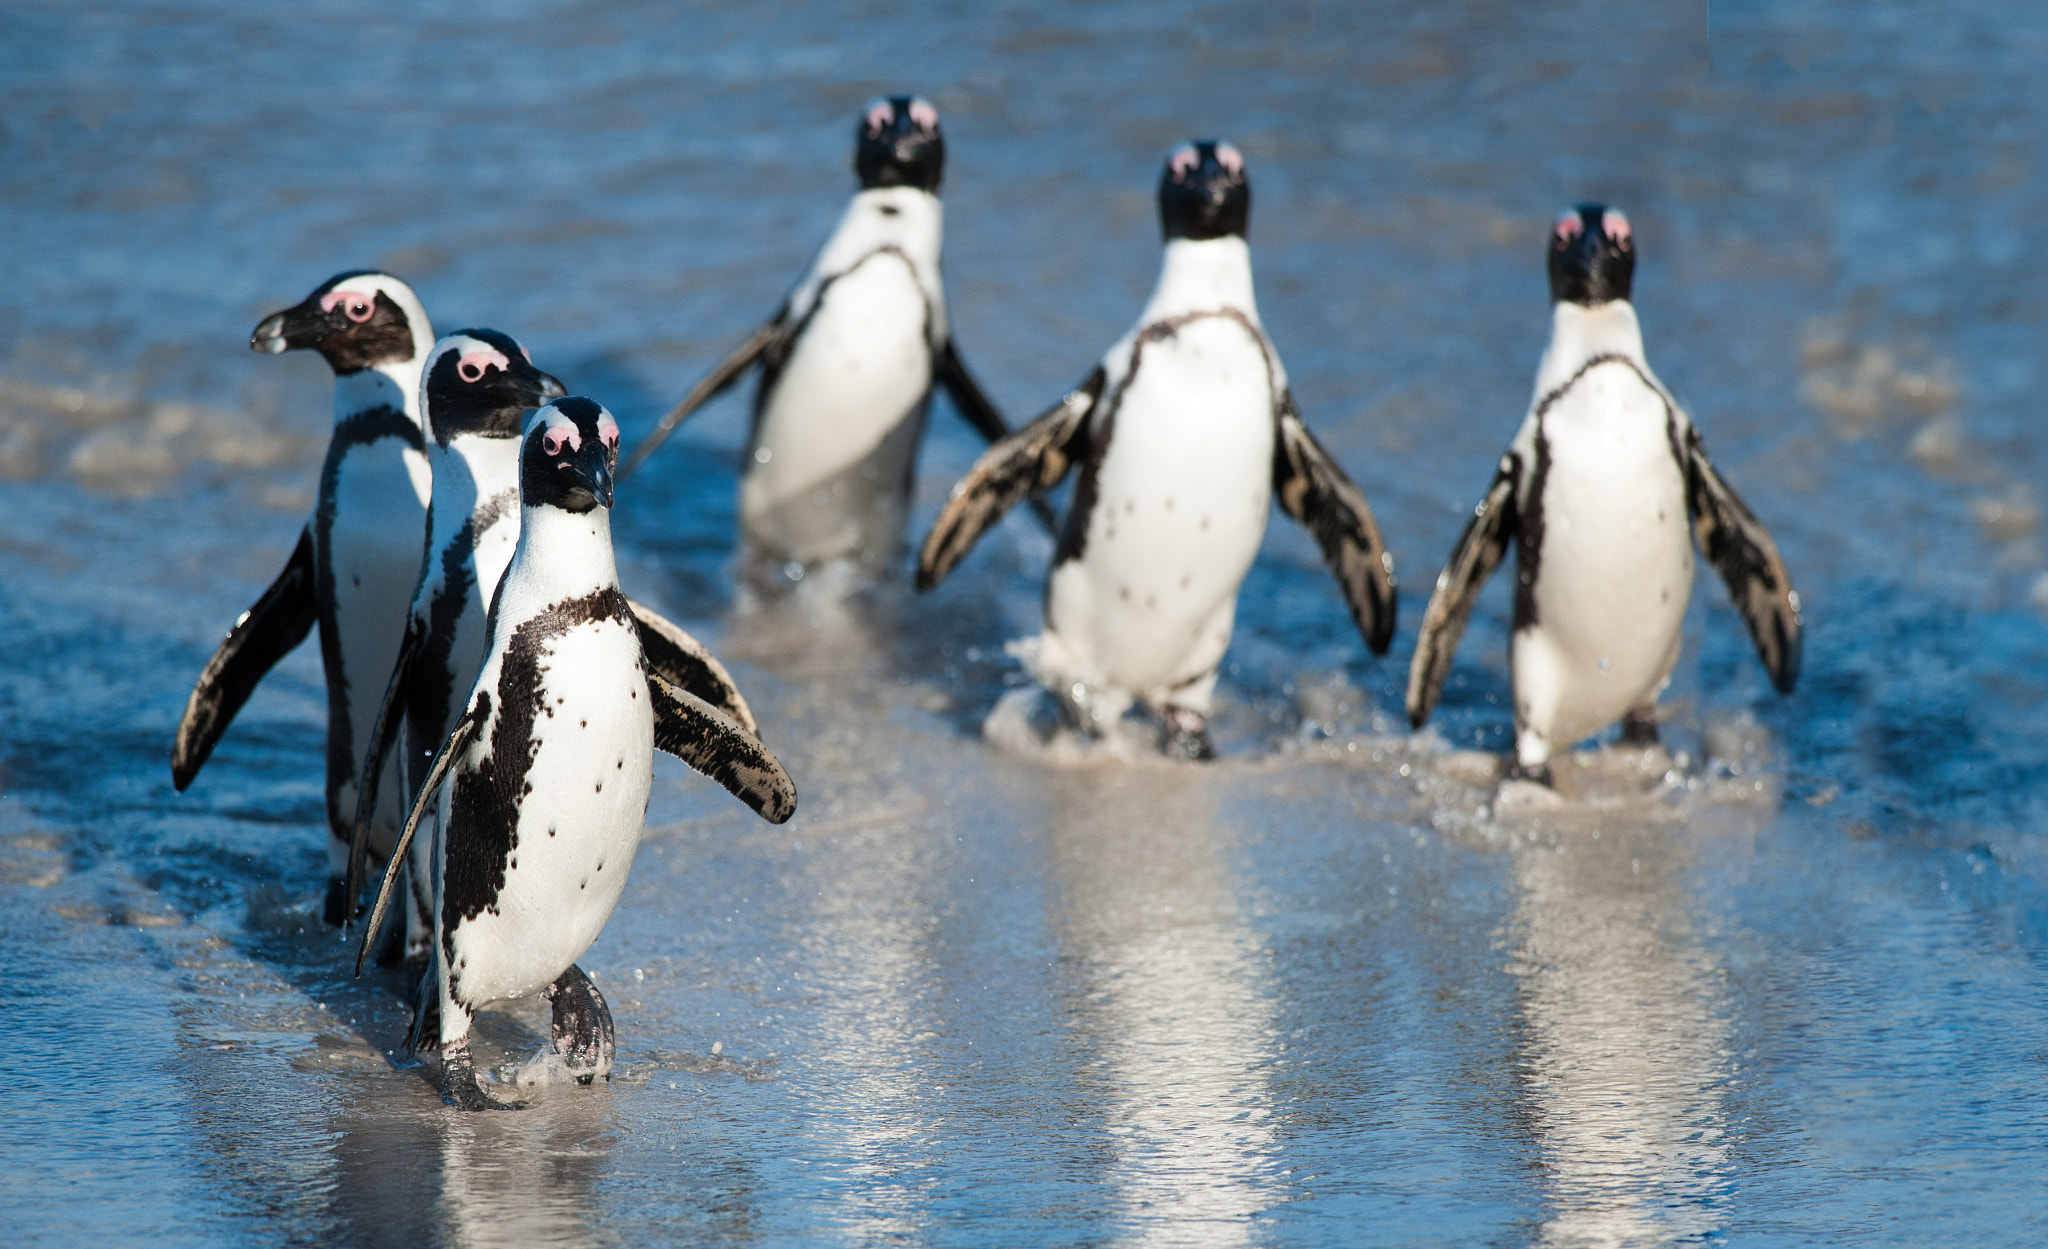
(544, 964, 615, 1085)
(1619, 709, 1661, 748)
(1504, 760, 1554, 787)
(440, 1037, 524, 1111)
(1161, 708, 1216, 762)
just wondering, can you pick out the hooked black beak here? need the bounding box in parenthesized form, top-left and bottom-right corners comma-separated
(250, 299, 336, 355)
(571, 439, 615, 510)
(506, 359, 568, 409)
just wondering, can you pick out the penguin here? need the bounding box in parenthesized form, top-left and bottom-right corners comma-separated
(1404, 204, 1802, 783)
(355, 397, 797, 1110)
(916, 141, 1397, 758)
(346, 333, 766, 959)
(617, 94, 1053, 588)
(171, 270, 435, 924)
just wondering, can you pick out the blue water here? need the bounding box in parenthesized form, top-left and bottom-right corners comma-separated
(3, 1, 2046, 1245)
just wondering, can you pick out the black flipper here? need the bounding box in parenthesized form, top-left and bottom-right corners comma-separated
(544, 964, 615, 1085)
(1272, 393, 1399, 656)
(1683, 426, 1802, 693)
(1405, 455, 1521, 728)
(935, 338, 1058, 535)
(624, 597, 757, 735)
(170, 527, 318, 790)
(355, 693, 489, 977)
(649, 674, 798, 824)
(617, 316, 785, 481)
(343, 617, 419, 924)
(915, 368, 1105, 591)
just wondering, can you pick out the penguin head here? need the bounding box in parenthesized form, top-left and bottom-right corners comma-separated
(251, 271, 433, 373)
(522, 397, 619, 513)
(421, 330, 566, 445)
(1158, 141, 1251, 242)
(1547, 204, 1635, 305)
(854, 95, 944, 193)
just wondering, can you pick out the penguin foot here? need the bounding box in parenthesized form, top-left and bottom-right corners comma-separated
(1160, 708, 1216, 762)
(1504, 760, 1555, 787)
(322, 876, 348, 927)
(544, 964, 615, 1085)
(440, 1038, 524, 1112)
(1619, 710, 1661, 748)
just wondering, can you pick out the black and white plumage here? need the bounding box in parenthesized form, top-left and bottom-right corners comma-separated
(618, 94, 1050, 587)
(171, 271, 435, 924)
(917, 142, 1396, 758)
(1405, 204, 1801, 780)
(345, 329, 564, 955)
(357, 398, 796, 1111)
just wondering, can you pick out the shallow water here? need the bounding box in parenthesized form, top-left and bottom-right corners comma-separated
(4, 1, 2047, 1245)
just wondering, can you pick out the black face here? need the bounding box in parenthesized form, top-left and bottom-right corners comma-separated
(854, 95, 944, 193)
(1547, 203, 1636, 305)
(423, 329, 567, 445)
(250, 270, 418, 373)
(521, 397, 619, 514)
(1158, 140, 1250, 242)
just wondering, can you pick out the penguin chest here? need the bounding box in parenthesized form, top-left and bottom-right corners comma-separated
(319, 436, 429, 844)
(1516, 367, 1693, 735)
(742, 255, 934, 558)
(445, 621, 653, 1007)
(1048, 319, 1276, 693)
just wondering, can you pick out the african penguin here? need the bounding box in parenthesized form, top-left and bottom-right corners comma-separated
(355, 397, 797, 1111)
(346, 329, 564, 959)
(917, 141, 1397, 758)
(171, 270, 435, 924)
(618, 94, 1051, 591)
(1404, 204, 1802, 784)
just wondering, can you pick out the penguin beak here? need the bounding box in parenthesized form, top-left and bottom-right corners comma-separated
(250, 299, 334, 354)
(504, 359, 568, 410)
(571, 440, 615, 510)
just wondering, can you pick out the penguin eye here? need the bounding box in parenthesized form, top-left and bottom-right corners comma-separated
(599, 420, 619, 450)
(543, 429, 569, 456)
(345, 298, 374, 323)
(459, 361, 485, 383)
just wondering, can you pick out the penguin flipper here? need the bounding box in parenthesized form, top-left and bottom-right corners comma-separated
(356, 693, 489, 977)
(616, 315, 785, 481)
(935, 338, 1059, 536)
(648, 674, 798, 825)
(624, 597, 758, 735)
(916, 367, 1105, 591)
(1405, 457, 1520, 729)
(343, 618, 420, 924)
(171, 527, 318, 791)
(1273, 395, 1398, 655)
(1684, 427, 1802, 693)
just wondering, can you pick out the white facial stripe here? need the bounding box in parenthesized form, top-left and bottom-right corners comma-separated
(427, 335, 513, 381)
(457, 348, 511, 382)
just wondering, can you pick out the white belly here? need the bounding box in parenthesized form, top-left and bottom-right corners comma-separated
(1512, 365, 1693, 754)
(448, 622, 654, 1007)
(741, 253, 933, 564)
(322, 438, 428, 860)
(1043, 317, 1276, 708)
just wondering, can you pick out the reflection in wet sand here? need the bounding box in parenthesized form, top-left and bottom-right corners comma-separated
(1503, 807, 1742, 1247)
(431, 1099, 611, 1249)
(1047, 770, 1280, 1245)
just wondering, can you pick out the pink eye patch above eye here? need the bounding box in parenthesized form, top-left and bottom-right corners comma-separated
(1554, 211, 1585, 242)
(321, 290, 376, 321)
(1213, 143, 1244, 176)
(865, 100, 894, 136)
(598, 417, 620, 448)
(1602, 209, 1632, 244)
(541, 422, 581, 456)
(1168, 145, 1200, 179)
(454, 347, 512, 383)
(907, 98, 938, 132)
